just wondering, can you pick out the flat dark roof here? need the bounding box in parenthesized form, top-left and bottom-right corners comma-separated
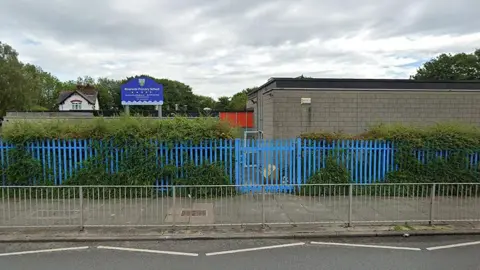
(250, 77, 480, 95)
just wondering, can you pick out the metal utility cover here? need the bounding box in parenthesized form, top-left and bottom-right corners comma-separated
(181, 210, 207, 216)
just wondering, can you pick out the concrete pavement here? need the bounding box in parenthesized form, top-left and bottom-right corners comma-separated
(1, 236, 480, 270)
(1, 192, 479, 227)
(1, 222, 480, 243)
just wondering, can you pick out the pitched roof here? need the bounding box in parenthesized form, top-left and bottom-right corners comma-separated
(57, 85, 98, 105)
(58, 91, 74, 104)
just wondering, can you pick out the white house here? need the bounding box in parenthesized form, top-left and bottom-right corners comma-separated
(58, 85, 100, 111)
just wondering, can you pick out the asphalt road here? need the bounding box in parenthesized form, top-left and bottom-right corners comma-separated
(1, 236, 480, 270)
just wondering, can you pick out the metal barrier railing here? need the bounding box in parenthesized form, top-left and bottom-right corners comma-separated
(0, 183, 478, 228)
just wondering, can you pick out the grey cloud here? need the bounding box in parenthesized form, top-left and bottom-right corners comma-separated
(0, 0, 478, 97)
(200, 0, 478, 46)
(186, 1, 413, 46)
(368, 0, 480, 38)
(0, 0, 167, 49)
(2, 0, 476, 51)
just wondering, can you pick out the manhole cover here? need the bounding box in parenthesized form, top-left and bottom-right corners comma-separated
(181, 210, 207, 216)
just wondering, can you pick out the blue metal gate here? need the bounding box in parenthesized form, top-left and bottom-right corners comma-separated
(236, 139, 298, 192)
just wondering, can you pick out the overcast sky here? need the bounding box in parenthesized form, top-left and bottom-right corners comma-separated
(1, 0, 479, 99)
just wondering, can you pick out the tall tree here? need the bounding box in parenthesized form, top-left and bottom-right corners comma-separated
(76, 76, 95, 85)
(0, 41, 67, 113)
(23, 65, 64, 110)
(412, 49, 480, 80)
(215, 96, 230, 111)
(196, 95, 216, 111)
(96, 77, 122, 111)
(227, 87, 257, 111)
(0, 42, 25, 114)
(37, 70, 64, 110)
(227, 90, 247, 111)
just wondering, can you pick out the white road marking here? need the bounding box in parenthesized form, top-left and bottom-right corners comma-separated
(205, 242, 305, 256)
(310, 241, 421, 251)
(96, 246, 199, 257)
(426, 241, 480, 251)
(0, 246, 89, 257)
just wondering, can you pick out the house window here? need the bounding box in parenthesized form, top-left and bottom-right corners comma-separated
(71, 101, 82, 110)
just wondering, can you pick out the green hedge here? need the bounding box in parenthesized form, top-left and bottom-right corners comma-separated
(0, 144, 234, 198)
(0, 116, 238, 191)
(1, 116, 237, 144)
(300, 123, 480, 194)
(300, 123, 480, 149)
(1, 142, 235, 194)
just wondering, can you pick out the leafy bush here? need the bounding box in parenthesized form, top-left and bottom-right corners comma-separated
(1, 116, 236, 144)
(0, 147, 46, 185)
(64, 142, 177, 186)
(300, 157, 350, 196)
(382, 149, 480, 196)
(386, 150, 479, 184)
(0, 136, 236, 199)
(115, 144, 177, 186)
(173, 162, 235, 198)
(301, 123, 480, 186)
(59, 140, 234, 198)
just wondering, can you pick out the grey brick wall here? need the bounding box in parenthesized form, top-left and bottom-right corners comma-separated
(268, 89, 480, 139)
(247, 88, 273, 139)
(262, 94, 274, 139)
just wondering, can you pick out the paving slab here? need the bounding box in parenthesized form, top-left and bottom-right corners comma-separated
(0, 194, 479, 227)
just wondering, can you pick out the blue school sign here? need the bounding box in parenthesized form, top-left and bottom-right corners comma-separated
(121, 77, 164, 105)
